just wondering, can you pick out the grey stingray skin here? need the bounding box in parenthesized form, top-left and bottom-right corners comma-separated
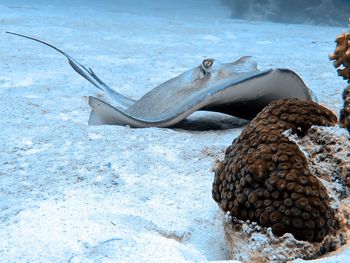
(7, 32, 315, 128)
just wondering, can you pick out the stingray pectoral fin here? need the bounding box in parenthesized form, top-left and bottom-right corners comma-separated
(89, 96, 132, 126)
(231, 56, 258, 71)
(6, 31, 135, 109)
(88, 96, 186, 127)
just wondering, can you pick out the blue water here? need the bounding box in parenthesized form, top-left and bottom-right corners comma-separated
(221, 0, 350, 26)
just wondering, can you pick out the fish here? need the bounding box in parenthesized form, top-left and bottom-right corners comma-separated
(6, 32, 316, 128)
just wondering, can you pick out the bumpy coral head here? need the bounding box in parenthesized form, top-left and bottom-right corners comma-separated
(212, 98, 338, 242)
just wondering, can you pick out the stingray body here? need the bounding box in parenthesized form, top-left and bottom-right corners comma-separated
(7, 32, 315, 128)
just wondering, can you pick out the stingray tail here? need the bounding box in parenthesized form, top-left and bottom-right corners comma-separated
(6, 31, 135, 108)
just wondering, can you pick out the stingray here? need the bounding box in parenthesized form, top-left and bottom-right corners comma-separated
(6, 32, 316, 128)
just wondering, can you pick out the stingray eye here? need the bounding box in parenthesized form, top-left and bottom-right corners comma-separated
(202, 58, 214, 69)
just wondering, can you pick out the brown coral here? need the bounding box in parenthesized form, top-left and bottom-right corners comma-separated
(330, 33, 350, 132)
(340, 85, 350, 132)
(212, 98, 338, 242)
(330, 32, 350, 81)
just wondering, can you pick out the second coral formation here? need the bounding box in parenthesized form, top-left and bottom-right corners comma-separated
(340, 85, 350, 132)
(330, 32, 350, 132)
(330, 32, 350, 80)
(212, 98, 338, 242)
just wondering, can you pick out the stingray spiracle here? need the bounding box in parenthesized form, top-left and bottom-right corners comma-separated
(212, 98, 338, 242)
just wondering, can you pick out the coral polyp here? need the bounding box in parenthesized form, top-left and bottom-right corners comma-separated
(212, 98, 338, 242)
